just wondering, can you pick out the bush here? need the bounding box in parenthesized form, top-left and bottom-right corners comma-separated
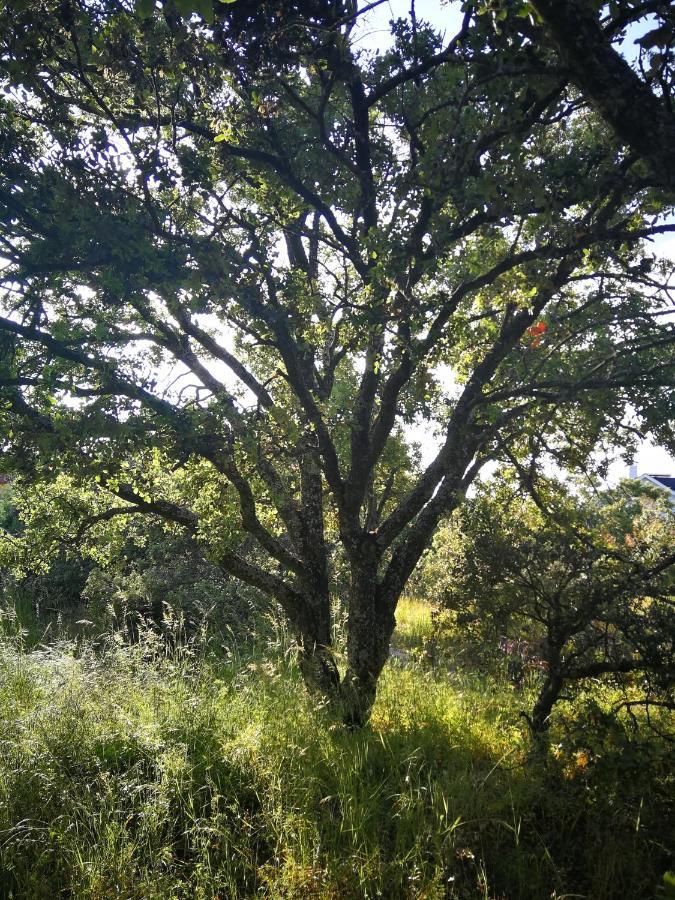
(415, 476, 675, 734)
(1, 491, 275, 651)
(79, 527, 274, 651)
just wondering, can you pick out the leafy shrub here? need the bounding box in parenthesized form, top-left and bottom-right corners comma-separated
(416, 476, 675, 733)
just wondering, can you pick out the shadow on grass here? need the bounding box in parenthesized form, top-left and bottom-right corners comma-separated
(0, 645, 672, 899)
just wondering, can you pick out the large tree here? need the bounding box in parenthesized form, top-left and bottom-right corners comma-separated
(1, 0, 674, 723)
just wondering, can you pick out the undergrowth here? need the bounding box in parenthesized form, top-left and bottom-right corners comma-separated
(0, 604, 672, 899)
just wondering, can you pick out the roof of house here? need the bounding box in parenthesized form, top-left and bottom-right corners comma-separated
(638, 473, 675, 494)
(649, 475, 675, 492)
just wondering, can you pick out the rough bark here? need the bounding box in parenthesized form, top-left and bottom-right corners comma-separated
(293, 583, 395, 728)
(530, 0, 675, 196)
(338, 547, 398, 728)
(297, 636, 341, 695)
(530, 672, 565, 735)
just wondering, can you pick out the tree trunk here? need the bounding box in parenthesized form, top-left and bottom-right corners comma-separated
(291, 536, 400, 727)
(297, 638, 341, 694)
(294, 435, 343, 696)
(339, 557, 397, 728)
(530, 672, 564, 735)
(295, 595, 341, 695)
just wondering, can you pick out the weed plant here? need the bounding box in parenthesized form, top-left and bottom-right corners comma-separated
(0, 602, 672, 899)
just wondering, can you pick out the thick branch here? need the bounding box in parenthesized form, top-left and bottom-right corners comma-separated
(530, 0, 675, 195)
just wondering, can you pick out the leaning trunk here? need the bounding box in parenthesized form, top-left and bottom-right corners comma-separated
(528, 637, 566, 742)
(530, 672, 564, 736)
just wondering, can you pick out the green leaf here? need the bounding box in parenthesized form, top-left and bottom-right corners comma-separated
(663, 871, 675, 899)
(213, 133, 228, 143)
(193, 0, 214, 23)
(135, 0, 154, 19)
(175, 0, 195, 16)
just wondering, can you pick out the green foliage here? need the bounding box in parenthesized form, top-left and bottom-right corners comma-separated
(0, 0, 673, 575)
(0, 473, 275, 651)
(416, 474, 675, 727)
(0, 626, 672, 899)
(0, 487, 20, 537)
(78, 525, 272, 648)
(0, 0, 674, 719)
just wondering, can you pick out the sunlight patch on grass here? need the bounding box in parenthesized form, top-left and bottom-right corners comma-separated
(393, 594, 434, 650)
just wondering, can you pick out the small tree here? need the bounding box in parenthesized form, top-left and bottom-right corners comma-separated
(1, 1, 674, 723)
(424, 477, 675, 734)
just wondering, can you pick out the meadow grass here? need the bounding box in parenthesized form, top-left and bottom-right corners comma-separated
(393, 595, 436, 646)
(0, 607, 672, 899)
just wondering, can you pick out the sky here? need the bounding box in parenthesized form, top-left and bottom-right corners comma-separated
(351, 0, 464, 47)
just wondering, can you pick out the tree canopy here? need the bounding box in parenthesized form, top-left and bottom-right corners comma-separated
(1, 0, 674, 722)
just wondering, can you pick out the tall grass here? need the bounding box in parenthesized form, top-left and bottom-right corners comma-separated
(0, 606, 672, 899)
